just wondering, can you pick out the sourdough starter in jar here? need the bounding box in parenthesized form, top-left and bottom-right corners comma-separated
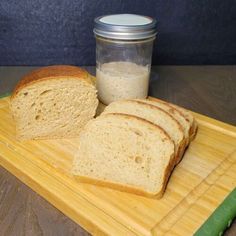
(96, 61, 149, 105)
(94, 14, 157, 105)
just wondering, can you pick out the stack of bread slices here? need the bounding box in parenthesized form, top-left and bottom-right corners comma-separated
(10, 65, 98, 140)
(73, 98, 197, 198)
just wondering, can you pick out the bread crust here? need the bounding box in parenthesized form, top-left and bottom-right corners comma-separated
(11, 65, 94, 99)
(190, 121, 198, 141)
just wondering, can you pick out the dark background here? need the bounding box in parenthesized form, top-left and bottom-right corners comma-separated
(0, 0, 236, 66)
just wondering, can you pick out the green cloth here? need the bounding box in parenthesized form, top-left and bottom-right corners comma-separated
(194, 188, 236, 236)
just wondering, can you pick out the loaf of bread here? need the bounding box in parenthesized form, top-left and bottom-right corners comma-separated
(10, 65, 98, 140)
(102, 100, 185, 165)
(72, 113, 175, 198)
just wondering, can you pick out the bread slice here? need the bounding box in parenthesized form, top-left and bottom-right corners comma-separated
(72, 113, 175, 198)
(10, 65, 99, 140)
(102, 100, 185, 166)
(148, 97, 197, 141)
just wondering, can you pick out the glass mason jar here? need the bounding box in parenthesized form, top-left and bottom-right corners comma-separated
(94, 14, 157, 105)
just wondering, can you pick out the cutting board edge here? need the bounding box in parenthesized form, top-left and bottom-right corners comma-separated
(192, 111, 236, 138)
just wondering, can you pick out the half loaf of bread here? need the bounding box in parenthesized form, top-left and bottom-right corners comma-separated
(10, 65, 98, 140)
(72, 113, 175, 198)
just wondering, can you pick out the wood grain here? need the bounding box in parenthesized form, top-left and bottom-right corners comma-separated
(0, 96, 235, 236)
(0, 66, 236, 236)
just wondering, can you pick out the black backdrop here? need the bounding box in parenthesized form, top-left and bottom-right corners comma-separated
(0, 0, 236, 66)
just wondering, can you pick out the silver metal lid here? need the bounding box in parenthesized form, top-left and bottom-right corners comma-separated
(94, 14, 157, 40)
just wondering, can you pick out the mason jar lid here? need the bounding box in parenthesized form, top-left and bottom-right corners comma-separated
(94, 14, 157, 40)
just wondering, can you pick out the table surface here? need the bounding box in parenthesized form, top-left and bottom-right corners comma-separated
(0, 66, 235, 236)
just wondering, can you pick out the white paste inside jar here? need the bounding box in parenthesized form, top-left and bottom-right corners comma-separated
(96, 61, 150, 105)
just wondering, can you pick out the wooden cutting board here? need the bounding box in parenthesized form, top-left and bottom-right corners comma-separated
(0, 96, 235, 236)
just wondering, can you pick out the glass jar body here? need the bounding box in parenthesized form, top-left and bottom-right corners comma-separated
(95, 36, 155, 105)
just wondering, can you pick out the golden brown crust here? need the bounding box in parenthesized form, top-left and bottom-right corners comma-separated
(190, 120, 198, 141)
(74, 175, 159, 198)
(175, 138, 187, 165)
(11, 65, 94, 99)
(175, 141, 187, 165)
(158, 150, 176, 197)
(176, 121, 198, 165)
